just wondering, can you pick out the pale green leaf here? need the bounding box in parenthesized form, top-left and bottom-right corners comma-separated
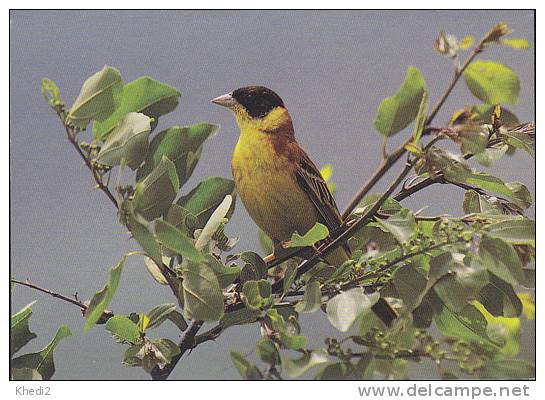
(11, 325, 72, 380)
(499, 38, 531, 50)
(105, 316, 141, 344)
(10, 302, 37, 357)
(286, 222, 329, 248)
(95, 112, 151, 170)
(479, 235, 525, 285)
(281, 349, 329, 378)
(93, 76, 180, 140)
(463, 61, 520, 104)
(136, 123, 219, 184)
(294, 281, 322, 313)
(374, 66, 427, 137)
(182, 262, 224, 321)
(326, 288, 379, 332)
(155, 219, 205, 263)
(67, 66, 123, 128)
(84, 257, 126, 332)
(133, 156, 179, 220)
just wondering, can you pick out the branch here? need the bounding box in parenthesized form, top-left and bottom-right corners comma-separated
(11, 278, 87, 309)
(342, 30, 489, 219)
(335, 239, 459, 293)
(150, 320, 204, 380)
(53, 107, 118, 209)
(272, 155, 415, 294)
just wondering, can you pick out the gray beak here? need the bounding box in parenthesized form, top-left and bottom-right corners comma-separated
(211, 93, 237, 108)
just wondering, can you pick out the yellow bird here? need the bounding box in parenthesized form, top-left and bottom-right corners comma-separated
(212, 86, 396, 325)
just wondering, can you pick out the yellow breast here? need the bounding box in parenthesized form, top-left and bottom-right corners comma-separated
(232, 127, 318, 243)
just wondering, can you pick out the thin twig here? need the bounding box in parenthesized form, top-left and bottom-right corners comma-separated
(11, 278, 88, 310)
(54, 108, 118, 209)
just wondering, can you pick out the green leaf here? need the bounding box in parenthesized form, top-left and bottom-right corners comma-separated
(456, 125, 489, 155)
(432, 259, 489, 312)
(458, 35, 475, 49)
(206, 254, 241, 288)
(41, 78, 62, 107)
(105, 316, 141, 344)
(517, 293, 534, 321)
(373, 65, 427, 137)
(472, 104, 519, 126)
(67, 66, 123, 128)
(286, 222, 329, 248)
(194, 195, 232, 251)
(434, 304, 498, 347)
(95, 112, 152, 170)
(152, 338, 181, 362)
(474, 301, 520, 357)
(393, 264, 428, 311)
(241, 279, 273, 310)
(122, 204, 162, 266)
(281, 349, 329, 378)
(411, 89, 428, 145)
(84, 257, 126, 332)
(465, 173, 532, 209)
(143, 256, 168, 285)
(256, 338, 280, 365)
(481, 359, 534, 379)
(133, 156, 180, 221)
(320, 164, 336, 195)
(478, 274, 522, 317)
(146, 303, 177, 330)
(294, 281, 322, 313)
(11, 325, 72, 380)
(258, 229, 274, 254)
(220, 308, 260, 329)
(182, 261, 224, 321)
(11, 368, 42, 380)
(177, 177, 236, 228)
(479, 235, 525, 286)
(230, 351, 262, 380)
(486, 218, 535, 245)
(376, 209, 416, 244)
(165, 204, 197, 236)
(326, 288, 379, 332)
(155, 219, 204, 263)
(423, 147, 472, 182)
(315, 362, 351, 380)
(11, 302, 37, 356)
(238, 251, 268, 282)
(474, 144, 509, 167)
(499, 38, 531, 50)
(463, 61, 520, 104)
(93, 76, 181, 140)
(499, 123, 535, 157)
(136, 123, 219, 184)
(504, 182, 532, 209)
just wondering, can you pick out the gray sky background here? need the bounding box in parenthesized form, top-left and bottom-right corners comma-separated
(10, 10, 534, 380)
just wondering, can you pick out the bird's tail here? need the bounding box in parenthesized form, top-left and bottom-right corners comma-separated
(326, 246, 398, 327)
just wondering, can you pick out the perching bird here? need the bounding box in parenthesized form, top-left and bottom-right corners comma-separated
(211, 86, 396, 326)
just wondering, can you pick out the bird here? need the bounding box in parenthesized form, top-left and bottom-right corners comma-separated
(211, 86, 396, 326)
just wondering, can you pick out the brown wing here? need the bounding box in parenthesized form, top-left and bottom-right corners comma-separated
(294, 150, 343, 232)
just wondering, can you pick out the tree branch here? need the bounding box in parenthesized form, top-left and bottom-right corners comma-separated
(272, 155, 415, 294)
(342, 31, 488, 220)
(54, 107, 119, 209)
(11, 278, 88, 310)
(150, 320, 204, 380)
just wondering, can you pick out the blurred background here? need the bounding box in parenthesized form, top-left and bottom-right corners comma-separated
(10, 10, 534, 379)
